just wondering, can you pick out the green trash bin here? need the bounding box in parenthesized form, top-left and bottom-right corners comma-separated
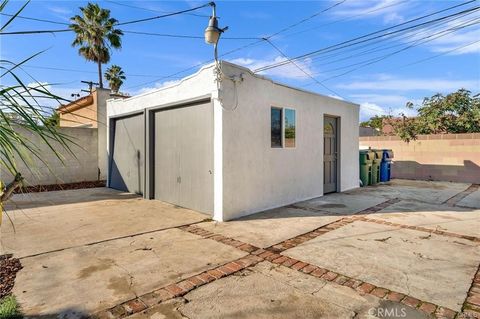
(371, 149, 383, 185)
(359, 150, 374, 187)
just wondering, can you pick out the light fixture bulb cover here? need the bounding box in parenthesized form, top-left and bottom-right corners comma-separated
(205, 16, 220, 44)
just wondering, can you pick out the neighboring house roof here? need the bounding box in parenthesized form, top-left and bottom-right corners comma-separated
(57, 95, 94, 114)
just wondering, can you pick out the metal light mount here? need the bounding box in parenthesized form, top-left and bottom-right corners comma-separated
(205, 2, 228, 62)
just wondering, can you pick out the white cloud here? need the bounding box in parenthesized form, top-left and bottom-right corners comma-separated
(134, 79, 182, 95)
(358, 101, 418, 121)
(338, 77, 480, 92)
(401, 14, 480, 55)
(229, 56, 316, 80)
(331, 0, 408, 24)
(48, 6, 72, 15)
(359, 102, 387, 121)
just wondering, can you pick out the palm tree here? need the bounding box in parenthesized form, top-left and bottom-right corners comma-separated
(70, 3, 123, 88)
(105, 65, 126, 93)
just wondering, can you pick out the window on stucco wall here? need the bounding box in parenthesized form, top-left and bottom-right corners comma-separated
(271, 107, 296, 148)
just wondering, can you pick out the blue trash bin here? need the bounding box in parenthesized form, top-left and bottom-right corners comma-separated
(380, 149, 394, 182)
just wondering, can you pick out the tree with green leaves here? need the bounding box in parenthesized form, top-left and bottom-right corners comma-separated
(1, 1, 74, 213)
(105, 65, 126, 93)
(360, 115, 391, 130)
(70, 3, 123, 89)
(392, 89, 480, 142)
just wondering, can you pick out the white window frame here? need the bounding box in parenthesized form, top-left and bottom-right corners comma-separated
(271, 106, 297, 149)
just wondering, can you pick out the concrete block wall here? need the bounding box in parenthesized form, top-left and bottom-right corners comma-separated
(359, 133, 480, 183)
(0, 127, 99, 186)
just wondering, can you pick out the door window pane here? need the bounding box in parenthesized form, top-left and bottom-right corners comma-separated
(285, 109, 296, 148)
(271, 108, 282, 147)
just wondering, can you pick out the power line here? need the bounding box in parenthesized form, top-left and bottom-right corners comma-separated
(0, 1, 213, 34)
(395, 40, 480, 69)
(116, 2, 212, 26)
(126, 0, 348, 90)
(263, 38, 349, 101)
(303, 12, 480, 77)
(20, 64, 183, 79)
(0, 13, 69, 25)
(0, 29, 70, 35)
(105, 0, 210, 18)
(264, 0, 348, 41)
(282, 0, 408, 38)
(319, 18, 480, 83)
(254, 1, 478, 72)
(123, 30, 261, 40)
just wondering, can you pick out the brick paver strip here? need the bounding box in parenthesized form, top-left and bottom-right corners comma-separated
(94, 254, 263, 319)
(97, 198, 466, 319)
(386, 291, 405, 302)
(358, 216, 480, 243)
(462, 264, 480, 318)
(444, 184, 479, 207)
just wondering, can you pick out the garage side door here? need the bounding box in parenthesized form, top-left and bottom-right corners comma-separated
(110, 114, 144, 195)
(154, 103, 213, 213)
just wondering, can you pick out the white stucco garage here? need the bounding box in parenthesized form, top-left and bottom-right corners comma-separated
(107, 61, 359, 221)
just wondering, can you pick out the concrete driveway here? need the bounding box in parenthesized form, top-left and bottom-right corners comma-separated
(2, 181, 479, 319)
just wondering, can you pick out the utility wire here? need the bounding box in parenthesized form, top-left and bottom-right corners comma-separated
(255, 1, 479, 72)
(127, 0, 348, 89)
(105, 0, 210, 18)
(303, 12, 480, 76)
(0, 1, 213, 34)
(263, 38, 349, 101)
(0, 13, 69, 25)
(123, 30, 261, 40)
(395, 40, 480, 69)
(19, 64, 183, 78)
(319, 18, 480, 83)
(282, 0, 408, 38)
(0, 29, 70, 35)
(116, 2, 212, 26)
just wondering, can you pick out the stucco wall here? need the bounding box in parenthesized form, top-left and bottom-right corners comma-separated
(107, 67, 216, 118)
(0, 127, 99, 186)
(219, 63, 360, 220)
(106, 62, 360, 221)
(359, 134, 480, 183)
(95, 88, 112, 180)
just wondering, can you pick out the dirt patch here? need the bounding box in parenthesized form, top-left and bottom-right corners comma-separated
(0, 255, 22, 299)
(14, 180, 106, 194)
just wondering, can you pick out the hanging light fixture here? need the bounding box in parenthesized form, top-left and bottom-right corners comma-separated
(204, 2, 228, 62)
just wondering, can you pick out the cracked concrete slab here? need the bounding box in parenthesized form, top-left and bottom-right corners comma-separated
(197, 206, 342, 248)
(13, 228, 247, 318)
(294, 193, 387, 215)
(345, 179, 471, 204)
(370, 200, 480, 237)
(283, 221, 480, 311)
(1, 188, 208, 257)
(458, 188, 480, 209)
(175, 262, 428, 319)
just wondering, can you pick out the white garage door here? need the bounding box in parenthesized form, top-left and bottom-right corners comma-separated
(153, 102, 213, 213)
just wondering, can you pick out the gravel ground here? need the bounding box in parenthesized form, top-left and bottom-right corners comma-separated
(0, 255, 23, 299)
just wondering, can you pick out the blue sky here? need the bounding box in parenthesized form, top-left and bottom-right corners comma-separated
(2, 0, 480, 121)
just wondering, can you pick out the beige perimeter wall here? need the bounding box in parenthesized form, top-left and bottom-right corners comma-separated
(0, 127, 99, 186)
(359, 133, 480, 183)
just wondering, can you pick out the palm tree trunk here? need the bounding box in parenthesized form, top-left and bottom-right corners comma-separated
(97, 61, 103, 88)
